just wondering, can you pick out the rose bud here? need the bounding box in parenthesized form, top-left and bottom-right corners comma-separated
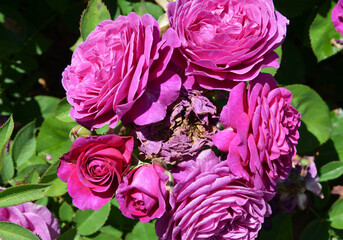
(116, 163, 169, 223)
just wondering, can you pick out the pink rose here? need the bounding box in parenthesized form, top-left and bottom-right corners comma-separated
(332, 0, 343, 36)
(116, 164, 169, 223)
(62, 13, 181, 130)
(156, 150, 272, 240)
(167, 0, 289, 90)
(0, 201, 60, 240)
(57, 135, 133, 210)
(213, 73, 301, 191)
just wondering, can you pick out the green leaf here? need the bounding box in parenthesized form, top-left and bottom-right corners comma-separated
(145, 2, 163, 20)
(0, 151, 14, 183)
(0, 184, 50, 207)
(57, 228, 77, 240)
(15, 164, 49, 184)
(133, 0, 148, 17)
(53, 98, 75, 123)
(74, 202, 111, 236)
(82, 226, 122, 240)
(59, 201, 74, 222)
(258, 214, 293, 240)
(10, 120, 36, 169)
(261, 45, 282, 76)
(0, 222, 40, 240)
(39, 160, 60, 183)
(330, 109, 343, 161)
(329, 198, 343, 229)
(300, 219, 330, 240)
(309, 0, 343, 62)
(125, 221, 158, 240)
(285, 84, 332, 152)
(44, 178, 67, 197)
(117, 0, 134, 16)
(80, 0, 111, 41)
(36, 114, 75, 162)
(0, 115, 14, 170)
(34, 96, 60, 120)
(320, 161, 343, 181)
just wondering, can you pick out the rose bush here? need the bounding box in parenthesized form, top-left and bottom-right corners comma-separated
(57, 135, 133, 210)
(116, 164, 169, 223)
(167, 0, 288, 90)
(332, 0, 343, 36)
(62, 12, 181, 130)
(156, 150, 272, 240)
(213, 73, 301, 191)
(0, 200, 60, 240)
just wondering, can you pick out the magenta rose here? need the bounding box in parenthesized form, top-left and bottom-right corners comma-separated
(116, 164, 169, 223)
(332, 0, 343, 36)
(213, 73, 301, 191)
(156, 150, 272, 240)
(57, 135, 133, 210)
(62, 12, 181, 130)
(0, 200, 60, 240)
(167, 0, 289, 90)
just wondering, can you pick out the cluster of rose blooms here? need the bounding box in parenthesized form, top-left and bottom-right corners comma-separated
(1, 0, 342, 240)
(57, 0, 303, 239)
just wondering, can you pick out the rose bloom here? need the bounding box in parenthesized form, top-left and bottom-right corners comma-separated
(167, 0, 289, 90)
(332, 0, 343, 36)
(62, 13, 181, 130)
(156, 150, 272, 240)
(116, 164, 169, 223)
(213, 73, 301, 191)
(0, 199, 60, 240)
(57, 135, 133, 210)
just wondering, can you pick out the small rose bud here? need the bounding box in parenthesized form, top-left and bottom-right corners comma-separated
(69, 125, 91, 142)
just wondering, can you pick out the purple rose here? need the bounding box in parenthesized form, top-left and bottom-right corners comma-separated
(57, 135, 133, 210)
(332, 0, 343, 36)
(116, 164, 169, 223)
(0, 200, 60, 240)
(62, 13, 181, 130)
(133, 89, 217, 164)
(167, 0, 289, 90)
(156, 150, 272, 240)
(213, 73, 301, 191)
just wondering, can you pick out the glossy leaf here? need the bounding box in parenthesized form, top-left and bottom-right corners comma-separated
(0, 222, 40, 240)
(329, 198, 343, 229)
(74, 202, 111, 236)
(320, 161, 343, 182)
(54, 98, 75, 123)
(59, 202, 74, 222)
(309, 0, 343, 62)
(44, 178, 67, 197)
(80, 0, 111, 41)
(330, 109, 343, 161)
(300, 219, 330, 240)
(36, 114, 75, 162)
(0, 151, 14, 183)
(125, 221, 158, 240)
(285, 84, 331, 152)
(34, 95, 60, 120)
(10, 120, 36, 169)
(0, 116, 14, 170)
(0, 184, 50, 207)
